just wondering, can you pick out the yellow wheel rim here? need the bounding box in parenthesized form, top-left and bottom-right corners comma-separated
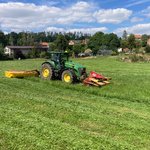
(64, 73, 71, 83)
(43, 69, 50, 78)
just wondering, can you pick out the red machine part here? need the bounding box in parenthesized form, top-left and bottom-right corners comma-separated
(83, 71, 111, 87)
(89, 71, 106, 79)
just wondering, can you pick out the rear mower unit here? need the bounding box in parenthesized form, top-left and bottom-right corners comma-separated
(5, 70, 39, 78)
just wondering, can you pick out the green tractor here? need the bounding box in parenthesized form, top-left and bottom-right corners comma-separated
(40, 52, 87, 83)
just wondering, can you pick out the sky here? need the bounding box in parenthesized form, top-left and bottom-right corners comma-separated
(0, 0, 150, 36)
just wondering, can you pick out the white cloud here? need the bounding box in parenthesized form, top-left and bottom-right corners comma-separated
(114, 23, 150, 36)
(142, 6, 150, 17)
(46, 27, 65, 33)
(0, 2, 94, 31)
(0, 2, 132, 32)
(130, 17, 143, 23)
(56, 1, 94, 24)
(94, 8, 132, 24)
(46, 27, 108, 34)
(0, 2, 61, 31)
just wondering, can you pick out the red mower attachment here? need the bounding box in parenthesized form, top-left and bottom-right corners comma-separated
(83, 71, 111, 87)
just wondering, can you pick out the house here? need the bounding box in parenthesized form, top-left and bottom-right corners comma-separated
(68, 39, 89, 46)
(40, 42, 49, 47)
(68, 40, 82, 46)
(134, 34, 142, 40)
(4, 44, 49, 58)
(68, 40, 75, 46)
(118, 48, 123, 53)
(4, 46, 33, 57)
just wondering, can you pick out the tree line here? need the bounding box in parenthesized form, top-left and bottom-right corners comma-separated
(0, 31, 91, 47)
(0, 30, 150, 59)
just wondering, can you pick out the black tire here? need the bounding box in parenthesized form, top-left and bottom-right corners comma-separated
(40, 63, 55, 80)
(61, 70, 75, 84)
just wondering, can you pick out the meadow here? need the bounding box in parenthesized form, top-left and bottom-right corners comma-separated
(0, 57, 150, 150)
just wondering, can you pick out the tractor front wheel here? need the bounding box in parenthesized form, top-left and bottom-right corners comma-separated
(40, 63, 54, 80)
(61, 70, 74, 84)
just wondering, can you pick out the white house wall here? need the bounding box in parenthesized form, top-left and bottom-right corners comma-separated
(4, 47, 12, 56)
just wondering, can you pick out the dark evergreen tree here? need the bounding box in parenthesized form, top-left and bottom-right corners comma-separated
(0, 31, 7, 46)
(0, 44, 4, 59)
(55, 34, 68, 51)
(122, 30, 128, 40)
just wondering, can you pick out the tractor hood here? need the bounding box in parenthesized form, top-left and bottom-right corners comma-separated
(65, 61, 86, 69)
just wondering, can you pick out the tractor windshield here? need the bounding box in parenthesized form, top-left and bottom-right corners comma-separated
(50, 52, 69, 63)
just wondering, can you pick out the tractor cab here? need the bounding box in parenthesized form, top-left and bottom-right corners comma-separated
(49, 52, 69, 70)
(50, 52, 69, 63)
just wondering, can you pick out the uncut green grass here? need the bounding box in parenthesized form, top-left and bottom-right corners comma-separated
(0, 57, 150, 150)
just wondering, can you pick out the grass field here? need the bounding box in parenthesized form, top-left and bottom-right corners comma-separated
(0, 57, 150, 150)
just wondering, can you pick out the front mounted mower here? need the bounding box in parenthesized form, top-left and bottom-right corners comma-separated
(83, 71, 111, 87)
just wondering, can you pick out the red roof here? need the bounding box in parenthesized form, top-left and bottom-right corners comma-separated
(40, 42, 49, 47)
(134, 34, 142, 39)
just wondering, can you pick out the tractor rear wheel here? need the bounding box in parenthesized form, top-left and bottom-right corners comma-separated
(61, 70, 75, 84)
(40, 63, 54, 80)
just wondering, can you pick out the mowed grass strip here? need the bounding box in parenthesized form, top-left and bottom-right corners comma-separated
(0, 57, 150, 149)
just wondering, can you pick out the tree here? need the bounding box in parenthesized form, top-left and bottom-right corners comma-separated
(135, 40, 142, 49)
(121, 39, 128, 49)
(49, 42, 57, 51)
(72, 44, 84, 56)
(8, 32, 18, 46)
(122, 30, 128, 40)
(108, 33, 120, 50)
(0, 31, 7, 46)
(88, 32, 104, 54)
(0, 44, 4, 59)
(145, 45, 150, 53)
(26, 32, 34, 46)
(141, 34, 149, 47)
(121, 31, 128, 50)
(102, 34, 111, 47)
(55, 34, 68, 51)
(128, 34, 135, 51)
(17, 32, 27, 46)
(88, 32, 120, 54)
(8, 34, 14, 46)
(37, 32, 47, 42)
